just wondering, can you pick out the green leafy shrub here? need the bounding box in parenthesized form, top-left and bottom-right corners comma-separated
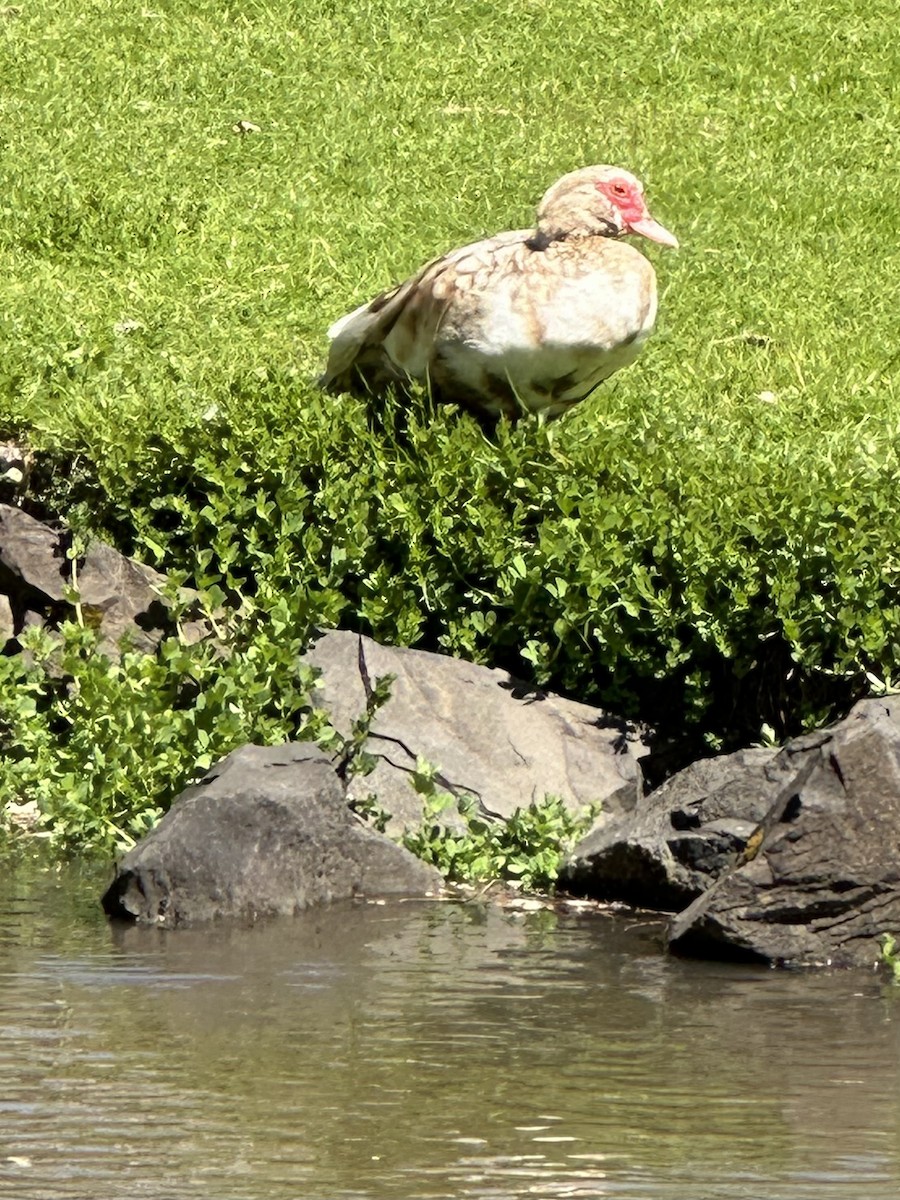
(30, 380, 898, 755)
(880, 934, 900, 984)
(401, 757, 597, 892)
(0, 614, 326, 854)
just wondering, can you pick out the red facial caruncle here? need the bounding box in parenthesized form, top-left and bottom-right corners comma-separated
(596, 174, 679, 248)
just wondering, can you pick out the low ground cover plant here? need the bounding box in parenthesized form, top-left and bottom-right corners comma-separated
(0, 610, 326, 853)
(1, 0, 899, 853)
(401, 754, 598, 892)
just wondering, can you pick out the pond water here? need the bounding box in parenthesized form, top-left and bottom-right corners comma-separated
(1, 858, 899, 1200)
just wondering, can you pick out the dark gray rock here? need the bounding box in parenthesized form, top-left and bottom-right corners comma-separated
(560, 746, 785, 909)
(0, 504, 208, 655)
(102, 742, 442, 926)
(667, 698, 900, 967)
(563, 698, 900, 967)
(302, 630, 648, 833)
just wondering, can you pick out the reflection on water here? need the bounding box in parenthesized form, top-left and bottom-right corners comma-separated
(1, 857, 899, 1199)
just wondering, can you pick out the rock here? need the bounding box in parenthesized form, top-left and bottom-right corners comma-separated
(0, 504, 208, 655)
(0, 441, 31, 501)
(0, 592, 12, 648)
(667, 698, 900, 967)
(302, 630, 648, 833)
(101, 742, 442, 926)
(562, 696, 900, 967)
(560, 745, 786, 909)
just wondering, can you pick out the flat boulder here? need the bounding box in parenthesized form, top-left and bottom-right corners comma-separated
(667, 698, 900, 967)
(102, 743, 442, 926)
(302, 630, 648, 832)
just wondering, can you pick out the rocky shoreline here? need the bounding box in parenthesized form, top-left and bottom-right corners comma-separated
(3, 502, 899, 969)
(102, 627, 900, 970)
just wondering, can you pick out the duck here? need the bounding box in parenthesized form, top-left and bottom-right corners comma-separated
(319, 165, 678, 425)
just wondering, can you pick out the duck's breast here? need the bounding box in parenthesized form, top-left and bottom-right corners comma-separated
(438, 238, 657, 357)
(528, 240, 658, 352)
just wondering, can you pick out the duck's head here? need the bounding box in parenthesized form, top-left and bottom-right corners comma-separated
(533, 165, 679, 249)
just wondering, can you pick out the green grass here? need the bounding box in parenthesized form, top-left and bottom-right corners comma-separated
(1, 0, 900, 850)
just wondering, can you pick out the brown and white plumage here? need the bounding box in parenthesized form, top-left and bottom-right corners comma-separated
(320, 165, 678, 423)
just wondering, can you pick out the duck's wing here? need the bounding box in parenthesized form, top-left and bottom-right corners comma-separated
(319, 230, 529, 393)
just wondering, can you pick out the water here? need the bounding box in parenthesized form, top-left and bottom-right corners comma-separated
(1, 858, 899, 1199)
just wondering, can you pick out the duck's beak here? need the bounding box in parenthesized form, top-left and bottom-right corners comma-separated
(628, 215, 679, 248)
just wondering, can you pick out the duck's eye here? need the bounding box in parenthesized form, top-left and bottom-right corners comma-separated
(612, 183, 627, 197)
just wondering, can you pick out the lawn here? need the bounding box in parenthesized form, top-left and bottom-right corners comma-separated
(1, 0, 899, 849)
